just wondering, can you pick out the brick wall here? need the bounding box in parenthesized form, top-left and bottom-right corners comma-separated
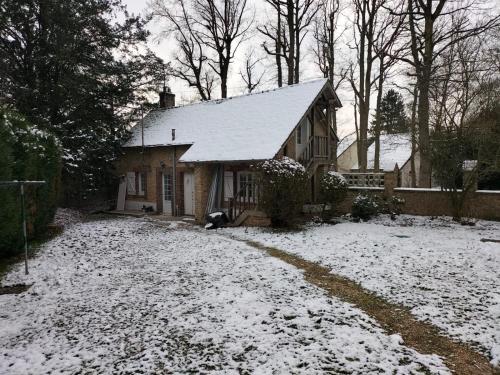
(115, 146, 191, 214)
(194, 164, 213, 222)
(337, 184, 500, 221)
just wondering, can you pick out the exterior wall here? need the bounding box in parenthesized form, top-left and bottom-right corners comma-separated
(115, 145, 191, 214)
(194, 164, 213, 222)
(337, 142, 358, 172)
(276, 133, 297, 159)
(400, 151, 420, 187)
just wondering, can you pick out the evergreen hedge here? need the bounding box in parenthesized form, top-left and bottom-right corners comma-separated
(0, 108, 61, 258)
(256, 157, 308, 227)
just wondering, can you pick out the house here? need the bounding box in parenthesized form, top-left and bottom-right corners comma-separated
(337, 133, 420, 187)
(115, 79, 341, 224)
(337, 132, 359, 173)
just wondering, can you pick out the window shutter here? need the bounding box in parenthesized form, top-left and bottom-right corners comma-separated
(126, 172, 136, 195)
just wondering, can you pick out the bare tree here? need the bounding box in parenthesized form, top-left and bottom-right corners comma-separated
(348, 0, 405, 171)
(239, 49, 266, 92)
(151, 0, 252, 99)
(194, 0, 253, 98)
(260, 0, 320, 85)
(371, 10, 406, 171)
(150, 0, 215, 100)
(402, 0, 500, 187)
(312, 0, 348, 167)
(259, 2, 285, 87)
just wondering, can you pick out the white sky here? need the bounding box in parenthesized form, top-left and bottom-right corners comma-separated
(121, 0, 360, 136)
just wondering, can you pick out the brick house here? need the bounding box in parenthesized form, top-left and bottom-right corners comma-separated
(115, 79, 341, 224)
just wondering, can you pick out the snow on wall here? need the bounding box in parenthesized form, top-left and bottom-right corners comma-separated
(125, 79, 329, 163)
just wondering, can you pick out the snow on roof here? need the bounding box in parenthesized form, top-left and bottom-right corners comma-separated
(337, 132, 357, 156)
(125, 79, 331, 162)
(367, 133, 412, 171)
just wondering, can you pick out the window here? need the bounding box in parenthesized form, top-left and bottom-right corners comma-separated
(296, 119, 310, 145)
(163, 174, 173, 201)
(297, 123, 303, 144)
(126, 172, 136, 195)
(238, 172, 256, 199)
(138, 172, 146, 196)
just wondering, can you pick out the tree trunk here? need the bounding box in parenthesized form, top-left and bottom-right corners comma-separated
(373, 63, 385, 172)
(287, 0, 295, 85)
(410, 84, 418, 187)
(276, 8, 283, 87)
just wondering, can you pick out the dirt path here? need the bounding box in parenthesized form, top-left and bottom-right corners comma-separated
(228, 235, 500, 375)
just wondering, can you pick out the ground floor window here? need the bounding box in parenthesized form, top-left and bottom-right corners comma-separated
(127, 171, 147, 196)
(237, 172, 257, 200)
(138, 172, 146, 196)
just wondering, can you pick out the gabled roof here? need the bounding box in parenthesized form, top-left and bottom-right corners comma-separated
(367, 133, 412, 171)
(124, 79, 339, 163)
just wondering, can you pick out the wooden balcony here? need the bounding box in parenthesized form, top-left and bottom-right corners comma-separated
(298, 136, 329, 168)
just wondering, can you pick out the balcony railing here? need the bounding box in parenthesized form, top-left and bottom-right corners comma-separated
(298, 136, 328, 168)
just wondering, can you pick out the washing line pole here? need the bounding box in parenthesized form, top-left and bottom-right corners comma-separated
(0, 181, 46, 275)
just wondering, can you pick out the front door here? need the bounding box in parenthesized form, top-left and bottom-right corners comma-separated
(183, 172, 195, 215)
(162, 173, 173, 215)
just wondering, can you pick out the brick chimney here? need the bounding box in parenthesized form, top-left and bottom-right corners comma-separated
(159, 85, 175, 109)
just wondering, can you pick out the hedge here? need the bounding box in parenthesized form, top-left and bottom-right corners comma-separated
(0, 108, 61, 258)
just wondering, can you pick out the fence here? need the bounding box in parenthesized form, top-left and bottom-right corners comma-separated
(342, 172, 385, 187)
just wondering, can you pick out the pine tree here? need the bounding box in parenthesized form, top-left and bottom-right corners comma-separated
(379, 89, 408, 134)
(0, 0, 164, 203)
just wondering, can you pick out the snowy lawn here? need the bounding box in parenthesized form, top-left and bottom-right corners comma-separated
(0, 217, 450, 374)
(224, 215, 500, 367)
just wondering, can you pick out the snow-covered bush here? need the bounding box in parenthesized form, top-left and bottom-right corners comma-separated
(386, 195, 405, 215)
(257, 157, 308, 227)
(319, 171, 348, 219)
(0, 108, 61, 258)
(351, 193, 380, 220)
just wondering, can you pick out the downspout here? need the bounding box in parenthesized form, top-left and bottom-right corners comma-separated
(172, 129, 176, 216)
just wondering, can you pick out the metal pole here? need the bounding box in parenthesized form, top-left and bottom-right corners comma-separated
(20, 183, 29, 275)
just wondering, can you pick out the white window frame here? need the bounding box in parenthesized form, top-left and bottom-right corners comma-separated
(237, 172, 257, 200)
(138, 172, 146, 196)
(296, 123, 303, 145)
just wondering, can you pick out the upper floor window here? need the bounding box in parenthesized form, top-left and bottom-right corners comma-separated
(296, 118, 310, 145)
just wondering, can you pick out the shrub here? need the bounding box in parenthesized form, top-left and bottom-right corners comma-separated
(0, 108, 61, 258)
(319, 171, 348, 219)
(256, 157, 308, 227)
(351, 193, 380, 220)
(386, 195, 405, 215)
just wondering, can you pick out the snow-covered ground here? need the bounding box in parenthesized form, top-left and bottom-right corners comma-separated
(224, 215, 500, 367)
(0, 217, 450, 374)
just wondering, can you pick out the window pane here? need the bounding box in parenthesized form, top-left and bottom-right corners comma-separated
(163, 174, 172, 200)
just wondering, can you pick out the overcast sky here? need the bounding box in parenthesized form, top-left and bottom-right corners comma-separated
(120, 0, 394, 138)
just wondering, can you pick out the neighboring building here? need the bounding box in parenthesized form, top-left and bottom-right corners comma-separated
(337, 132, 359, 173)
(337, 133, 420, 187)
(116, 79, 341, 224)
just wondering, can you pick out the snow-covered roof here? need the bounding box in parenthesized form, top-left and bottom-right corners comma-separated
(367, 133, 412, 171)
(337, 132, 357, 156)
(125, 79, 335, 162)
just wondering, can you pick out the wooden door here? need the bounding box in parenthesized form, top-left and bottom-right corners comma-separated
(183, 172, 195, 215)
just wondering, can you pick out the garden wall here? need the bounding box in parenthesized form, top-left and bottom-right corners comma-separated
(337, 171, 500, 221)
